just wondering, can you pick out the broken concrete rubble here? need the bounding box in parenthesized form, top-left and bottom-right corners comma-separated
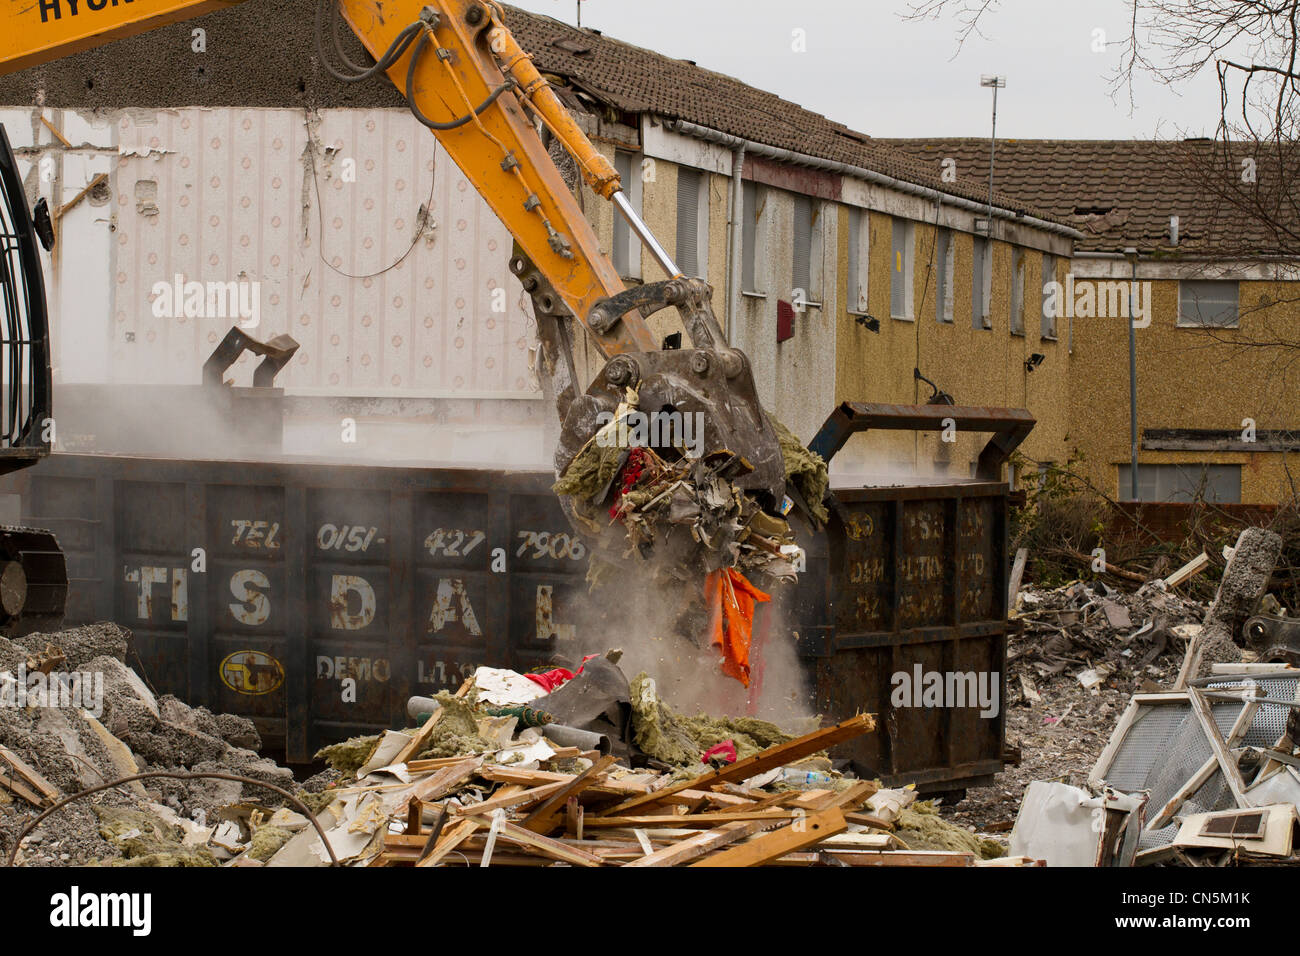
(0, 622, 311, 867)
(975, 525, 1300, 866)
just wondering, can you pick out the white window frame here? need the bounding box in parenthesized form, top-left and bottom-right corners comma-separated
(846, 207, 870, 315)
(1041, 253, 1058, 340)
(890, 217, 915, 321)
(674, 166, 710, 280)
(971, 236, 991, 330)
(1177, 280, 1239, 329)
(740, 180, 767, 298)
(613, 150, 643, 281)
(936, 228, 954, 323)
(1010, 248, 1025, 336)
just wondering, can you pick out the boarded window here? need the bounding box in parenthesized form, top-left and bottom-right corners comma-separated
(1041, 253, 1058, 339)
(936, 228, 953, 323)
(847, 207, 869, 313)
(890, 218, 914, 319)
(793, 195, 813, 307)
(1179, 280, 1238, 327)
(741, 181, 762, 294)
(1117, 463, 1242, 503)
(971, 237, 990, 329)
(675, 167, 708, 278)
(613, 151, 641, 280)
(1010, 248, 1025, 335)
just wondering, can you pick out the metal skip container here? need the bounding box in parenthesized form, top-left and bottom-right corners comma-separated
(0, 401, 1031, 794)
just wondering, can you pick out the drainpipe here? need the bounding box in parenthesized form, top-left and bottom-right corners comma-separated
(727, 143, 747, 332)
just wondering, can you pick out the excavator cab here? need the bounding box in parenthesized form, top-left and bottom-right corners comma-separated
(0, 124, 68, 634)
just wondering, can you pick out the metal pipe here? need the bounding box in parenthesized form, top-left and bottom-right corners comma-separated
(727, 143, 747, 330)
(612, 189, 680, 278)
(668, 119, 1085, 241)
(540, 723, 611, 754)
(1125, 247, 1140, 501)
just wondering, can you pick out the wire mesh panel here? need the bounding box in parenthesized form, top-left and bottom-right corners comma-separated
(1097, 696, 1250, 849)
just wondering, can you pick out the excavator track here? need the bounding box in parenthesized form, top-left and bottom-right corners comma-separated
(0, 526, 67, 637)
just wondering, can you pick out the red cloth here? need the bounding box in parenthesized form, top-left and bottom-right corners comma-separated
(702, 740, 737, 764)
(524, 654, 599, 693)
(609, 447, 649, 518)
(704, 568, 770, 688)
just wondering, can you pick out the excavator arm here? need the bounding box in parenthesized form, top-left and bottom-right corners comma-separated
(2, 0, 788, 539)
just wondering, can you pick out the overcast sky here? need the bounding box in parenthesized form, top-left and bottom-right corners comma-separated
(507, 0, 1223, 140)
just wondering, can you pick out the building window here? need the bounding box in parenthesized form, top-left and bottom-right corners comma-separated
(1041, 253, 1058, 339)
(1010, 248, 1025, 336)
(792, 195, 824, 309)
(890, 217, 914, 320)
(935, 228, 954, 323)
(846, 207, 870, 314)
(1178, 280, 1238, 328)
(1116, 463, 1242, 503)
(675, 167, 709, 279)
(613, 150, 642, 280)
(971, 236, 991, 329)
(741, 181, 764, 295)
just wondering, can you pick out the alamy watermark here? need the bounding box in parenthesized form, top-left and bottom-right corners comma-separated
(594, 409, 705, 458)
(0, 663, 104, 719)
(891, 664, 1000, 718)
(1043, 275, 1152, 328)
(150, 273, 260, 329)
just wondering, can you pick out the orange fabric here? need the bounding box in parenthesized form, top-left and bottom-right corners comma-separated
(704, 568, 770, 688)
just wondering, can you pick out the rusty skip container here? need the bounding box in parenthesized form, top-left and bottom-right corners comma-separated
(787, 403, 1034, 793)
(0, 401, 1031, 792)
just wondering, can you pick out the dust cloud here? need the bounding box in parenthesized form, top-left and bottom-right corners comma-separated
(558, 558, 816, 730)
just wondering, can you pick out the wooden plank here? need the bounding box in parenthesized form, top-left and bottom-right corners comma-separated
(1008, 547, 1029, 608)
(0, 771, 47, 807)
(454, 781, 562, 817)
(407, 756, 482, 806)
(406, 798, 422, 836)
(585, 810, 797, 829)
(407, 755, 488, 773)
(566, 797, 583, 839)
(690, 807, 847, 867)
(1174, 628, 1204, 691)
(699, 789, 796, 816)
(477, 765, 649, 795)
(625, 821, 765, 868)
(416, 818, 481, 868)
(495, 822, 603, 866)
(814, 849, 974, 867)
(1164, 552, 1210, 589)
(671, 790, 755, 809)
(1186, 688, 1252, 808)
(393, 680, 472, 767)
(827, 780, 880, 811)
(520, 755, 617, 835)
(844, 811, 896, 830)
(0, 747, 58, 804)
(601, 714, 876, 817)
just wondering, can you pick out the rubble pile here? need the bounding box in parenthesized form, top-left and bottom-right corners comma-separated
(272, 658, 1007, 868)
(967, 528, 1300, 866)
(0, 624, 306, 866)
(0, 627, 1006, 867)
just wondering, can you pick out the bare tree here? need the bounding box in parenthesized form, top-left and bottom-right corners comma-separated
(907, 0, 1300, 369)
